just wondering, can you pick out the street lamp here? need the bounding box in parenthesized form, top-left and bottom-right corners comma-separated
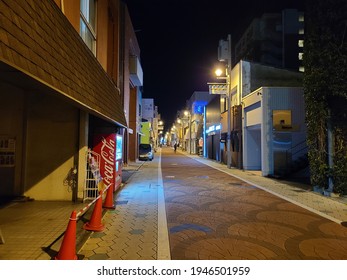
(215, 68, 224, 77)
(215, 66, 231, 169)
(157, 120, 164, 147)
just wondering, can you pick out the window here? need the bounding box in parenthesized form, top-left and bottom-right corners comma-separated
(298, 52, 304, 60)
(220, 96, 228, 113)
(298, 40, 304, 48)
(80, 0, 96, 54)
(273, 110, 292, 129)
(299, 28, 304, 35)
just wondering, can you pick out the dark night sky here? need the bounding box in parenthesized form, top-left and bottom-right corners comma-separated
(123, 0, 305, 130)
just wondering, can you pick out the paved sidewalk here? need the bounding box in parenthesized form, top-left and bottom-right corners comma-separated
(78, 147, 347, 260)
(78, 153, 170, 260)
(0, 160, 153, 260)
(1, 147, 346, 260)
(189, 154, 347, 224)
(0, 200, 86, 260)
(121, 160, 146, 183)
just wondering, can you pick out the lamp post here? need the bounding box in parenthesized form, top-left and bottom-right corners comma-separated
(208, 34, 232, 168)
(217, 34, 232, 168)
(158, 120, 164, 147)
(216, 70, 231, 169)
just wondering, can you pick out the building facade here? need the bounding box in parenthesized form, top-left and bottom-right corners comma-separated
(234, 9, 304, 72)
(205, 96, 221, 161)
(242, 87, 307, 177)
(123, 6, 143, 165)
(0, 0, 140, 202)
(184, 91, 214, 155)
(210, 60, 303, 171)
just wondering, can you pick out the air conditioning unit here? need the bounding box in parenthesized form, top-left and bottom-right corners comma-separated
(218, 39, 229, 62)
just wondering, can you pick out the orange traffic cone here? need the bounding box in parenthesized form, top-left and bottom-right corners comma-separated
(55, 210, 78, 260)
(83, 194, 104, 232)
(103, 184, 115, 209)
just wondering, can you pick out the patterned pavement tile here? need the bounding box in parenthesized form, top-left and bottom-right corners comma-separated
(128, 229, 145, 235)
(161, 149, 347, 260)
(76, 148, 347, 261)
(89, 253, 109, 260)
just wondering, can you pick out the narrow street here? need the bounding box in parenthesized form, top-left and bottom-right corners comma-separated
(161, 148, 347, 259)
(79, 147, 347, 260)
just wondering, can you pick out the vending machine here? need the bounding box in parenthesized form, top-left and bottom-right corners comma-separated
(93, 133, 123, 193)
(115, 134, 123, 191)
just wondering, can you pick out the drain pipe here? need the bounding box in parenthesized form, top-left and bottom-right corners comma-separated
(326, 109, 334, 195)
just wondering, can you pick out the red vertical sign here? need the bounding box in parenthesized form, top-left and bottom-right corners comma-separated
(93, 134, 116, 191)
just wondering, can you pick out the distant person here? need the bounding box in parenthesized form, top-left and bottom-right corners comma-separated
(174, 143, 177, 152)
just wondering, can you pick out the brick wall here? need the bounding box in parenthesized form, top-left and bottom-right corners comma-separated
(0, 0, 126, 127)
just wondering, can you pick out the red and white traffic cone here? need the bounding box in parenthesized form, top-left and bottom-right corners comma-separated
(103, 184, 115, 209)
(83, 194, 104, 232)
(55, 210, 78, 260)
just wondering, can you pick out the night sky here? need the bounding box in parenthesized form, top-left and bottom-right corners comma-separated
(123, 0, 305, 130)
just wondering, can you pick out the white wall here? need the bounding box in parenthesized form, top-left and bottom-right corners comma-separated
(243, 93, 262, 171)
(243, 87, 306, 176)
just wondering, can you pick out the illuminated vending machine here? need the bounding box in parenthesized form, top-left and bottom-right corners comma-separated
(93, 133, 123, 193)
(115, 134, 123, 191)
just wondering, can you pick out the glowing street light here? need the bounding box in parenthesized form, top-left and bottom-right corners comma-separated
(215, 68, 224, 77)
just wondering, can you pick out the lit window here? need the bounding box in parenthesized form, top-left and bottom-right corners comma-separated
(273, 110, 292, 130)
(299, 14, 304, 22)
(299, 28, 304, 35)
(298, 52, 304, 60)
(298, 40, 304, 48)
(299, 66, 305, 72)
(80, 0, 96, 54)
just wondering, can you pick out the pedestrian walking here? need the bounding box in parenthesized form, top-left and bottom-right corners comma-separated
(174, 142, 177, 152)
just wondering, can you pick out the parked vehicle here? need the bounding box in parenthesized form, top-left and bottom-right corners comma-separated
(139, 144, 154, 161)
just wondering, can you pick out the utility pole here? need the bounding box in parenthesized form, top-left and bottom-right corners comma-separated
(226, 34, 232, 169)
(218, 34, 232, 168)
(208, 34, 232, 168)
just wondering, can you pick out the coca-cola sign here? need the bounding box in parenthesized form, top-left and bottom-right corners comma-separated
(93, 134, 116, 190)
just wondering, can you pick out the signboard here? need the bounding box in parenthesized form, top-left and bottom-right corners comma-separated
(93, 134, 117, 191)
(0, 137, 15, 167)
(207, 83, 228, 95)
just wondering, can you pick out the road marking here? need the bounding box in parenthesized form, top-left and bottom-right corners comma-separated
(157, 149, 171, 260)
